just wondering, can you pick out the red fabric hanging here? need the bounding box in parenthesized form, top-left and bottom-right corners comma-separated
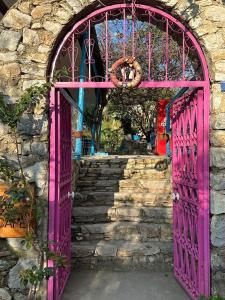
(155, 99, 169, 155)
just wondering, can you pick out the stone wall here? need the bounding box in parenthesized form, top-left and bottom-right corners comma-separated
(0, 239, 28, 300)
(0, 0, 224, 297)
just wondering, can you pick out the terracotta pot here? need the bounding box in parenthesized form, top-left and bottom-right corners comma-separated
(0, 183, 35, 238)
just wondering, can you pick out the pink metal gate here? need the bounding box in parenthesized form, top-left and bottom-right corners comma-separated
(48, 89, 72, 300)
(172, 88, 210, 299)
(48, 2, 210, 300)
(51, 4, 208, 87)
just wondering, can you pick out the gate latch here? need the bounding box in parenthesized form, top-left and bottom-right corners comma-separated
(172, 192, 180, 202)
(68, 191, 75, 199)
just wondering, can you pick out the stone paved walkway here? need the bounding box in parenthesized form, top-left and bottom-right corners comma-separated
(62, 270, 190, 300)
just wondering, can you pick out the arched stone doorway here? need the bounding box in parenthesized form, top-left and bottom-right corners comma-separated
(0, 0, 225, 299)
(48, 3, 210, 299)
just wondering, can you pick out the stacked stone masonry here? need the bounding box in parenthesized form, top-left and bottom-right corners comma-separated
(0, 0, 224, 297)
(0, 240, 28, 300)
(72, 156, 173, 271)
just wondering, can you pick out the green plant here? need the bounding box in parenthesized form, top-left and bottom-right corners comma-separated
(0, 182, 34, 230)
(200, 296, 225, 300)
(107, 88, 174, 139)
(0, 74, 67, 298)
(101, 128, 123, 153)
(0, 159, 17, 182)
(0, 85, 48, 234)
(0, 84, 50, 129)
(19, 240, 67, 288)
(101, 114, 123, 153)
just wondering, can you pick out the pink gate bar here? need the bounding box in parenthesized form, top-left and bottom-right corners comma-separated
(50, 4, 209, 84)
(54, 81, 208, 89)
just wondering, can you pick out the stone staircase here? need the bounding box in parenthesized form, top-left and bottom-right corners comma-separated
(72, 155, 172, 271)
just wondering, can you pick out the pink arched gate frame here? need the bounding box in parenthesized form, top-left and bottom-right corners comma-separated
(48, 3, 210, 300)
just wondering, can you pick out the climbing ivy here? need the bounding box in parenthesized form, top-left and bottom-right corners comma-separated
(0, 83, 51, 129)
(0, 66, 68, 129)
(0, 159, 17, 183)
(0, 70, 67, 298)
(20, 240, 68, 288)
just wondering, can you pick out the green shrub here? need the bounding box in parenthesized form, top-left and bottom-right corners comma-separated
(200, 296, 225, 300)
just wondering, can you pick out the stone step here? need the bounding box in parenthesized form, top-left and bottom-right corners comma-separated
(118, 179, 171, 192)
(77, 180, 119, 191)
(72, 206, 172, 224)
(78, 168, 168, 181)
(113, 192, 172, 207)
(123, 169, 169, 179)
(78, 173, 123, 181)
(79, 156, 169, 170)
(73, 192, 172, 207)
(77, 184, 118, 192)
(71, 222, 172, 242)
(77, 179, 118, 187)
(79, 167, 123, 175)
(76, 179, 171, 193)
(71, 240, 173, 271)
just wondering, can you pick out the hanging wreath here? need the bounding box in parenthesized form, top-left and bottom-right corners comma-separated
(109, 56, 142, 88)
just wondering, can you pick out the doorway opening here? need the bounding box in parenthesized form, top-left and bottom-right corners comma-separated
(48, 3, 210, 300)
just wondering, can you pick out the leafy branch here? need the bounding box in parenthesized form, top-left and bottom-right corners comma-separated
(0, 69, 68, 298)
(0, 83, 51, 129)
(20, 240, 67, 289)
(0, 159, 17, 183)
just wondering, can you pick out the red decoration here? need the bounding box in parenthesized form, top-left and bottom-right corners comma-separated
(155, 99, 169, 155)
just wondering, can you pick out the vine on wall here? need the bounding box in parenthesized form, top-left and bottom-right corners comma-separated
(0, 72, 67, 298)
